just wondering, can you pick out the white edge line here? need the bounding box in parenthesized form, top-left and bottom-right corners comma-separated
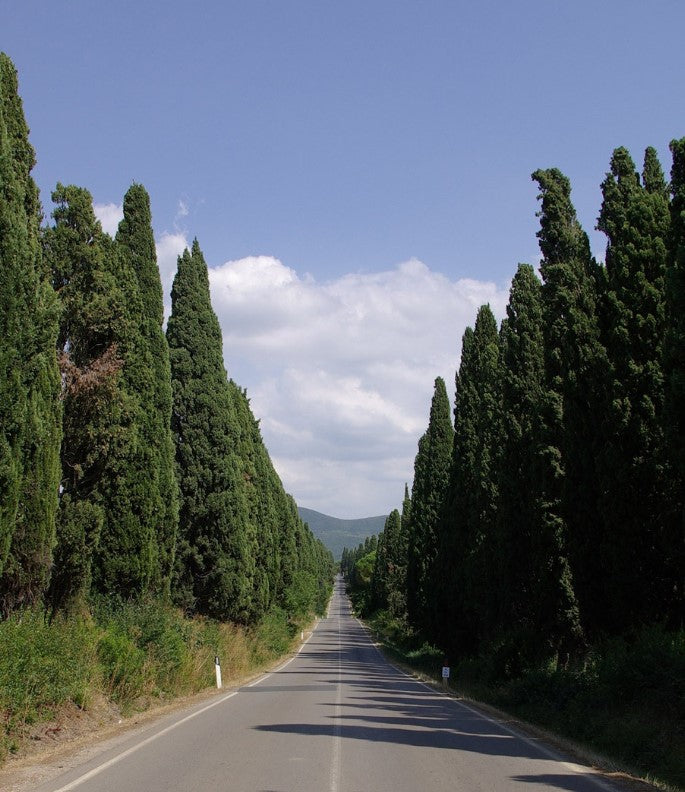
(248, 623, 317, 686)
(52, 622, 321, 791)
(50, 690, 238, 792)
(353, 617, 616, 792)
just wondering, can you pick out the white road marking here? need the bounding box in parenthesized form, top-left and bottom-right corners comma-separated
(354, 616, 616, 792)
(329, 602, 342, 792)
(49, 691, 238, 792)
(48, 619, 322, 791)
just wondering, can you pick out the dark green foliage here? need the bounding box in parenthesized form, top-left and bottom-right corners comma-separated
(665, 138, 685, 621)
(666, 138, 685, 453)
(342, 537, 378, 614)
(496, 265, 580, 661)
(44, 183, 119, 608)
(435, 308, 502, 653)
(167, 240, 255, 622)
(115, 184, 178, 594)
(45, 184, 160, 603)
(371, 509, 406, 616)
(596, 146, 679, 631)
(166, 241, 333, 623)
(532, 167, 602, 648)
(456, 626, 685, 790)
(0, 54, 61, 615)
(228, 380, 334, 619)
(48, 496, 103, 614)
(406, 377, 453, 636)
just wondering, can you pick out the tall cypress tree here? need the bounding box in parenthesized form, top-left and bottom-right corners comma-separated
(0, 53, 61, 614)
(437, 306, 502, 651)
(406, 377, 453, 637)
(167, 240, 255, 622)
(532, 167, 604, 646)
(497, 264, 579, 657)
(227, 381, 277, 620)
(596, 146, 675, 630)
(387, 504, 408, 618)
(44, 184, 128, 610)
(115, 184, 178, 594)
(665, 138, 685, 624)
(435, 328, 474, 654)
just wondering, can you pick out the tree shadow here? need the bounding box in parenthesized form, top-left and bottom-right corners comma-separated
(510, 774, 611, 791)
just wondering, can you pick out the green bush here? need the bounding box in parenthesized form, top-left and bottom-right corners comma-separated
(252, 607, 295, 661)
(459, 626, 685, 790)
(0, 611, 98, 757)
(0, 590, 332, 765)
(94, 599, 196, 702)
(97, 629, 148, 706)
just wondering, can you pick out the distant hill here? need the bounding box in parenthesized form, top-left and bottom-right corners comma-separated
(298, 507, 388, 561)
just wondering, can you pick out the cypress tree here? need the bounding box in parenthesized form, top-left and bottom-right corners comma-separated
(167, 240, 255, 622)
(437, 306, 502, 651)
(665, 138, 685, 623)
(44, 184, 134, 608)
(388, 506, 407, 612)
(497, 264, 579, 658)
(371, 522, 389, 610)
(392, 484, 412, 618)
(406, 377, 454, 637)
(227, 381, 280, 620)
(532, 167, 601, 647)
(0, 54, 61, 614)
(435, 328, 474, 654)
(115, 184, 178, 594)
(375, 509, 404, 615)
(596, 146, 675, 630)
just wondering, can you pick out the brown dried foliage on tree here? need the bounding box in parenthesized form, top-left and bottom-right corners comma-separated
(59, 344, 123, 400)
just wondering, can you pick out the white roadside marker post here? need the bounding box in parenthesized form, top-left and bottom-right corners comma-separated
(442, 662, 450, 690)
(215, 655, 222, 689)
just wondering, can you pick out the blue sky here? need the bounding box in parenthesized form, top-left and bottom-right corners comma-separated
(4, 1, 685, 517)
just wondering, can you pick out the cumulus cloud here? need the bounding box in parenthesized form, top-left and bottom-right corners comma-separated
(208, 255, 510, 518)
(156, 231, 189, 317)
(82, 212, 511, 517)
(93, 202, 123, 236)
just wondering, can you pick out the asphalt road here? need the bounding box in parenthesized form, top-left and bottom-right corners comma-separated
(34, 578, 621, 792)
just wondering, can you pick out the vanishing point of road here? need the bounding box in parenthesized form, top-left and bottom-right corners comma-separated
(31, 578, 623, 792)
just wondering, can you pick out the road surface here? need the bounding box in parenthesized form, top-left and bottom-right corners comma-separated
(31, 578, 621, 792)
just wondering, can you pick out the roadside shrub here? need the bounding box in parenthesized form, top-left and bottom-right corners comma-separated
(0, 611, 98, 757)
(96, 629, 148, 707)
(251, 607, 295, 662)
(0, 592, 328, 765)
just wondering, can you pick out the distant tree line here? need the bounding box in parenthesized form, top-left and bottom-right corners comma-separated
(345, 144, 684, 668)
(0, 53, 333, 621)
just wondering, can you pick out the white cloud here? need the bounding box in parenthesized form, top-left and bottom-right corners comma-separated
(208, 255, 510, 518)
(156, 231, 189, 318)
(93, 202, 123, 236)
(82, 211, 511, 518)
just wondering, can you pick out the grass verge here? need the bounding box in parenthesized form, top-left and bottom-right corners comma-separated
(0, 600, 312, 763)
